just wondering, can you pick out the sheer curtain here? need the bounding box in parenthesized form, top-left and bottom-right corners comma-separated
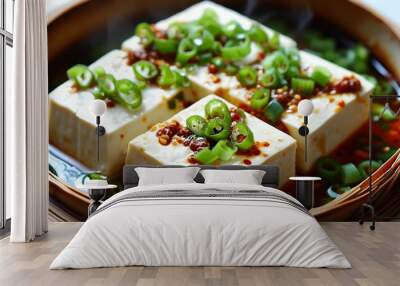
(8, 0, 48, 242)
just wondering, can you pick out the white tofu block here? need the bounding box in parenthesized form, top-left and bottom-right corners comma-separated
(281, 51, 374, 172)
(126, 95, 296, 186)
(221, 51, 374, 173)
(49, 50, 184, 177)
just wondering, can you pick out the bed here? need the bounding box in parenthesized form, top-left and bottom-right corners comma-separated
(50, 165, 350, 269)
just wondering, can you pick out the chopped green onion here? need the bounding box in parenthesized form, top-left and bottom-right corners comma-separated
(237, 66, 257, 87)
(372, 103, 397, 121)
(67, 64, 94, 89)
(221, 35, 251, 61)
(157, 64, 176, 88)
(311, 66, 332, 86)
(92, 87, 105, 100)
(341, 163, 363, 185)
(177, 39, 198, 65)
(223, 20, 244, 38)
(153, 38, 178, 54)
(116, 79, 142, 110)
(268, 32, 280, 50)
(135, 23, 154, 47)
(285, 47, 301, 67)
(286, 65, 300, 78)
(223, 63, 239, 76)
(190, 29, 215, 53)
(251, 88, 271, 110)
(97, 74, 117, 97)
(132, 60, 158, 81)
(259, 68, 280, 88)
(198, 53, 213, 65)
(248, 24, 268, 43)
(231, 122, 254, 150)
(186, 115, 207, 137)
(316, 157, 342, 184)
(264, 100, 284, 123)
(197, 8, 222, 37)
(291, 77, 315, 95)
(205, 117, 230, 141)
(212, 140, 237, 161)
(263, 51, 289, 74)
(357, 160, 381, 179)
(194, 147, 219, 164)
(173, 70, 190, 88)
(211, 57, 224, 69)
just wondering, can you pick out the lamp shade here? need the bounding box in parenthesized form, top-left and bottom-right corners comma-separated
(298, 99, 314, 116)
(91, 99, 107, 117)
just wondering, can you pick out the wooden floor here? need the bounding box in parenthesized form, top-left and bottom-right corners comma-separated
(0, 222, 399, 286)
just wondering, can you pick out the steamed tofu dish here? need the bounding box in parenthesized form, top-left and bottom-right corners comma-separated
(126, 95, 296, 185)
(49, 1, 373, 182)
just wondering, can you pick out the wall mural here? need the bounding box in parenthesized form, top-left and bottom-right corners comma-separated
(47, 0, 400, 221)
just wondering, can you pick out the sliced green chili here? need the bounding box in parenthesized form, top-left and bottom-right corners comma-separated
(177, 39, 198, 65)
(190, 29, 214, 53)
(259, 68, 280, 88)
(372, 103, 397, 121)
(97, 74, 117, 97)
(204, 98, 231, 121)
(92, 66, 106, 81)
(153, 38, 178, 54)
(205, 117, 230, 141)
(116, 79, 142, 110)
(135, 23, 154, 47)
(291, 77, 315, 95)
(263, 51, 289, 74)
(248, 24, 268, 43)
(67, 64, 94, 89)
(264, 100, 284, 123)
(194, 147, 219, 164)
(211, 57, 224, 69)
(186, 115, 207, 137)
(237, 66, 257, 87)
(311, 66, 332, 86)
(158, 64, 176, 88)
(268, 32, 280, 50)
(91, 87, 105, 100)
(221, 35, 251, 61)
(212, 140, 237, 161)
(251, 88, 271, 110)
(232, 122, 254, 150)
(358, 160, 381, 179)
(316, 157, 342, 184)
(341, 163, 363, 185)
(224, 63, 239, 76)
(132, 60, 158, 81)
(223, 20, 244, 38)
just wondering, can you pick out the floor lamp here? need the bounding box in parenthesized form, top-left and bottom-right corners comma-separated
(359, 94, 400, 231)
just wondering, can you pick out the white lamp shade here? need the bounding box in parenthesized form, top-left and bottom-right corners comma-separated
(91, 99, 107, 117)
(298, 99, 314, 116)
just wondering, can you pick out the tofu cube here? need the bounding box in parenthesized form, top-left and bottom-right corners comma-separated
(49, 50, 184, 177)
(126, 95, 296, 186)
(222, 51, 374, 173)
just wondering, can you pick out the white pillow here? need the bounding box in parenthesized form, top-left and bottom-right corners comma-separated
(136, 167, 200, 186)
(200, 169, 266, 185)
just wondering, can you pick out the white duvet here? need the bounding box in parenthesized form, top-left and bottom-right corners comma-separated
(50, 183, 350, 269)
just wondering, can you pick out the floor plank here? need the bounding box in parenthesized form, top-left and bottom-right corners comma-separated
(0, 222, 399, 286)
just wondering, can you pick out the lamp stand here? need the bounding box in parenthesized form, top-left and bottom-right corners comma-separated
(95, 115, 106, 163)
(298, 116, 310, 163)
